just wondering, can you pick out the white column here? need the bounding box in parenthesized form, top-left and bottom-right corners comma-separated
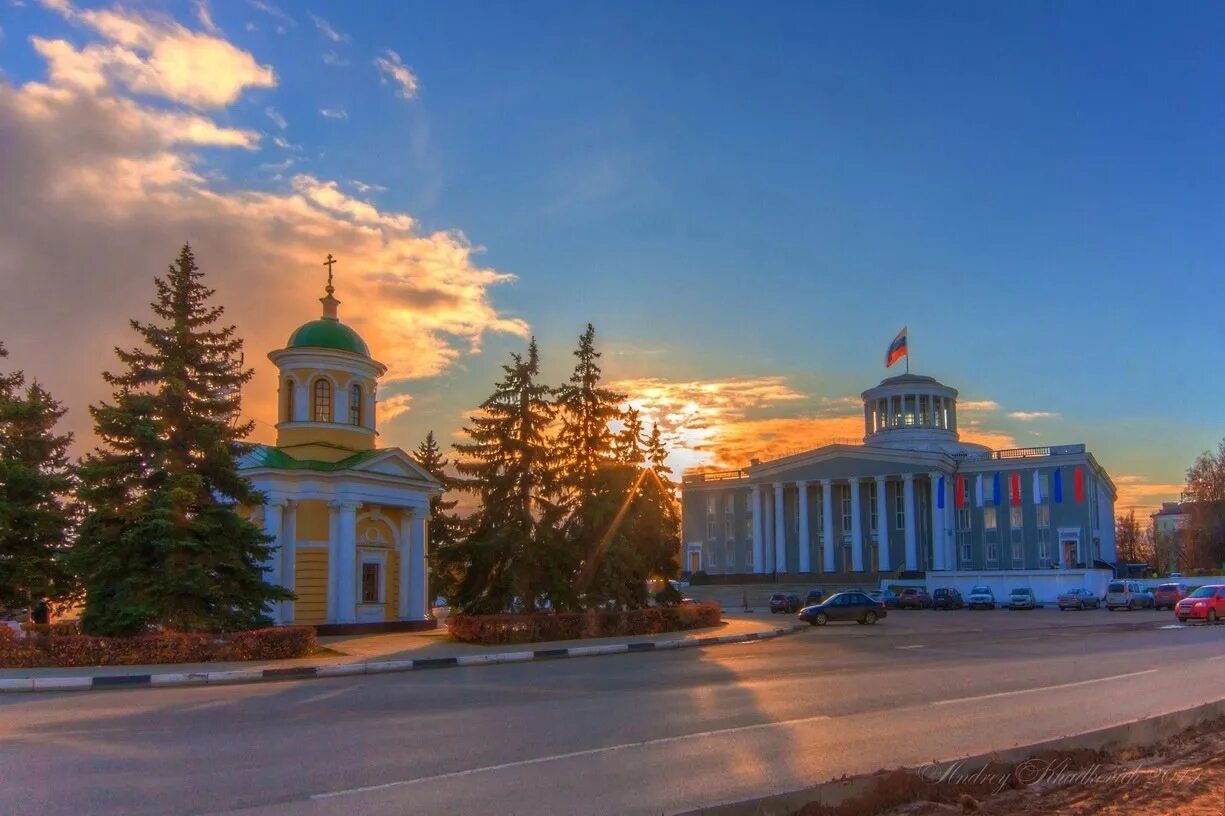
(797, 481, 811, 573)
(850, 478, 864, 572)
(281, 500, 297, 623)
(821, 479, 835, 573)
(262, 499, 286, 624)
(772, 483, 786, 574)
(751, 485, 765, 574)
(327, 502, 340, 620)
(333, 500, 360, 624)
(929, 472, 944, 571)
(903, 474, 918, 571)
(875, 477, 890, 572)
(332, 379, 345, 423)
(408, 511, 430, 619)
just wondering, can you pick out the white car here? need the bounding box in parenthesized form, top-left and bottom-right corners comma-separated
(966, 586, 996, 609)
(1009, 588, 1038, 610)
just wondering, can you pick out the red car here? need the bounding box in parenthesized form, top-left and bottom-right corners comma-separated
(1153, 582, 1190, 611)
(1175, 585, 1225, 624)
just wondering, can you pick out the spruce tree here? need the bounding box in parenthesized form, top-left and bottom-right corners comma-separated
(411, 430, 463, 602)
(554, 325, 625, 499)
(73, 244, 290, 636)
(0, 342, 77, 614)
(614, 407, 646, 465)
(448, 340, 570, 613)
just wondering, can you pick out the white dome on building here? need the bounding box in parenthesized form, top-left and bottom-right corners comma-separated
(861, 373, 990, 457)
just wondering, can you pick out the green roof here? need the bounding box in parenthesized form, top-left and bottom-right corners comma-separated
(287, 319, 370, 357)
(243, 445, 386, 472)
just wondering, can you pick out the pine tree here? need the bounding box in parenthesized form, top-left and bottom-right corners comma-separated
(645, 422, 673, 481)
(614, 407, 646, 465)
(0, 343, 77, 614)
(554, 325, 625, 499)
(448, 340, 570, 613)
(73, 244, 290, 636)
(411, 430, 463, 602)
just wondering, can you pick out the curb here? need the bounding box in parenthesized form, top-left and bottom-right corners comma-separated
(677, 696, 1225, 816)
(0, 624, 805, 694)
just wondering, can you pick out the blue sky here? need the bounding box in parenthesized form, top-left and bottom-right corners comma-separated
(1, 0, 1221, 511)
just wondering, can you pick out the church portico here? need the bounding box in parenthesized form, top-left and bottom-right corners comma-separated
(682, 370, 1118, 579)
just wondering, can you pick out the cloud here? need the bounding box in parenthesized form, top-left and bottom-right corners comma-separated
(321, 51, 349, 67)
(0, 4, 529, 451)
(380, 394, 414, 423)
(39, 0, 276, 108)
(959, 400, 1000, 411)
(271, 135, 298, 150)
(1113, 475, 1186, 515)
(1008, 411, 1060, 421)
(308, 13, 347, 43)
(247, 0, 294, 26)
(352, 180, 387, 194)
(265, 105, 286, 129)
(319, 106, 347, 119)
(194, 0, 220, 34)
(374, 49, 418, 99)
(259, 157, 293, 173)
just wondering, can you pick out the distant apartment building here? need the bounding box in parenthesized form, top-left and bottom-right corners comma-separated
(681, 371, 1117, 577)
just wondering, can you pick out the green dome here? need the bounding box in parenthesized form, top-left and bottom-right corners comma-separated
(287, 319, 370, 357)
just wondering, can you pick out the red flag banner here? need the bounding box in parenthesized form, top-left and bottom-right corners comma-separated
(1074, 466, 1085, 503)
(1010, 472, 1021, 506)
(955, 476, 966, 509)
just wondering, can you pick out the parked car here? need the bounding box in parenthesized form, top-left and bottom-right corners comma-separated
(877, 590, 900, 609)
(896, 587, 932, 609)
(966, 585, 996, 610)
(798, 591, 886, 626)
(1056, 588, 1101, 610)
(1152, 583, 1190, 611)
(1175, 585, 1225, 624)
(769, 593, 802, 614)
(1105, 580, 1155, 611)
(931, 587, 964, 610)
(805, 589, 827, 606)
(1009, 588, 1038, 610)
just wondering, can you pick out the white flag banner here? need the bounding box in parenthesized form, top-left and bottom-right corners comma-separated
(975, 474, 984, 508)
(1032, 470, 1043, 504)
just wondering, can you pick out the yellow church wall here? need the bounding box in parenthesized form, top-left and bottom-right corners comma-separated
(294, 548, 329, 625)
(276, 428, 375, 454)
(295, 500, 331, 541)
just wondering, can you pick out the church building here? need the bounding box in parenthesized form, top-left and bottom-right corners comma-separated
(682, 370, 1118, 579)
(239, 262, 442, 633)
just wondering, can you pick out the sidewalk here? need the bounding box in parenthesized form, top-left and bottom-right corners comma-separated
(0, 613, 803, 693)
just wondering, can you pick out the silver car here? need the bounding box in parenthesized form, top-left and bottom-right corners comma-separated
(1009, 588, 1038, 609)
(1056, 588, 1101, 610)
(1105, 580, 1155, 611)
(966, 585, 996, 609)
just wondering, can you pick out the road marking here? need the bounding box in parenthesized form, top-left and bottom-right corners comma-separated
(311, 713, 832, 800)
(897, 645, 926, 650)
(931, 669, 1159, 706)
(1208, 655, 1225, 662)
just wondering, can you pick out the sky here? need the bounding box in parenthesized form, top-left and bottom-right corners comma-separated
(1, 0, 1221, 516)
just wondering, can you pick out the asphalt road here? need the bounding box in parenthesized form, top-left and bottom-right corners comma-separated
(3, 609, 1224, 816)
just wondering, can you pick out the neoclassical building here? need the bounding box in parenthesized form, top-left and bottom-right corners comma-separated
(238, 273, 442, 633)
(682, 372, 1117, 578)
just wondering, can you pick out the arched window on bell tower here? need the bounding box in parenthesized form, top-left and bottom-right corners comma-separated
(313, 378, 333, 423)
(349, 383, 362, 426)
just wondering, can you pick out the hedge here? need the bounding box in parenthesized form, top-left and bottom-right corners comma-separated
(447, 602, 722, 645)
(0, 625, 317, 668)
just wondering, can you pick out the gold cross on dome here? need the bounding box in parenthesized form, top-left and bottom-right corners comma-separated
(323, 253, 337, 289)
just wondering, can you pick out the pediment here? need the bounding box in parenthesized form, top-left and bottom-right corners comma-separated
(749, 444, 952, 482)
(353, 449, 441, 485)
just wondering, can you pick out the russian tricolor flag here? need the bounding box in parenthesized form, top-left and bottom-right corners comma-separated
(885, 327, 908, 368)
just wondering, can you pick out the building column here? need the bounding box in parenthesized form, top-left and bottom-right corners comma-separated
(262, 499, 286, 624)
(929, 472, 944, 571)
(797, 481, 811, 573)
(903, 474, 918, 571)
(773, 483, 787, 574)
(331, 500, 360, 624)
(281, 499, 297, 624)
(850, 478, 864, 572)
(751, 485, 765, 574)
(821, 479, 835, 573)
(294, 382, 308, 422)
(398, 509, 430, 620)
(875, 476, 890, 572)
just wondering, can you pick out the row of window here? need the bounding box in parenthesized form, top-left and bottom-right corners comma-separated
(286, 379, 364, 426)
(706, 483, 905, 540)
(959, 535, 1053, 566)
(868, 394, 955, 433)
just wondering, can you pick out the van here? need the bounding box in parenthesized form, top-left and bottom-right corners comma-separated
(1105, 580, 1154, 611)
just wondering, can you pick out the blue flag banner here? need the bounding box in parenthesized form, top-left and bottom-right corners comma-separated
(1053, 468, 1064, 503)
(937, 476, 945, 509)
(992, 473, 1001, 506)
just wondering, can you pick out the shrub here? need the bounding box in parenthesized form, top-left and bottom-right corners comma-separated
(654, 584, 684, 607)
(0, 626, 317, 668)
(448, 602, 722, 645)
